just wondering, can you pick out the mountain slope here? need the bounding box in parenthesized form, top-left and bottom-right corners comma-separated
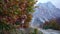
(31, 2, 60, 27)
(34, 2, 60, 20)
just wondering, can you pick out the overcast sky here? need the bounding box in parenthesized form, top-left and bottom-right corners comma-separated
(37, 0, 60, 9)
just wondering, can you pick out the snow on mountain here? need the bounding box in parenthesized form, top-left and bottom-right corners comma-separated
(30, 2, 60, 27)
